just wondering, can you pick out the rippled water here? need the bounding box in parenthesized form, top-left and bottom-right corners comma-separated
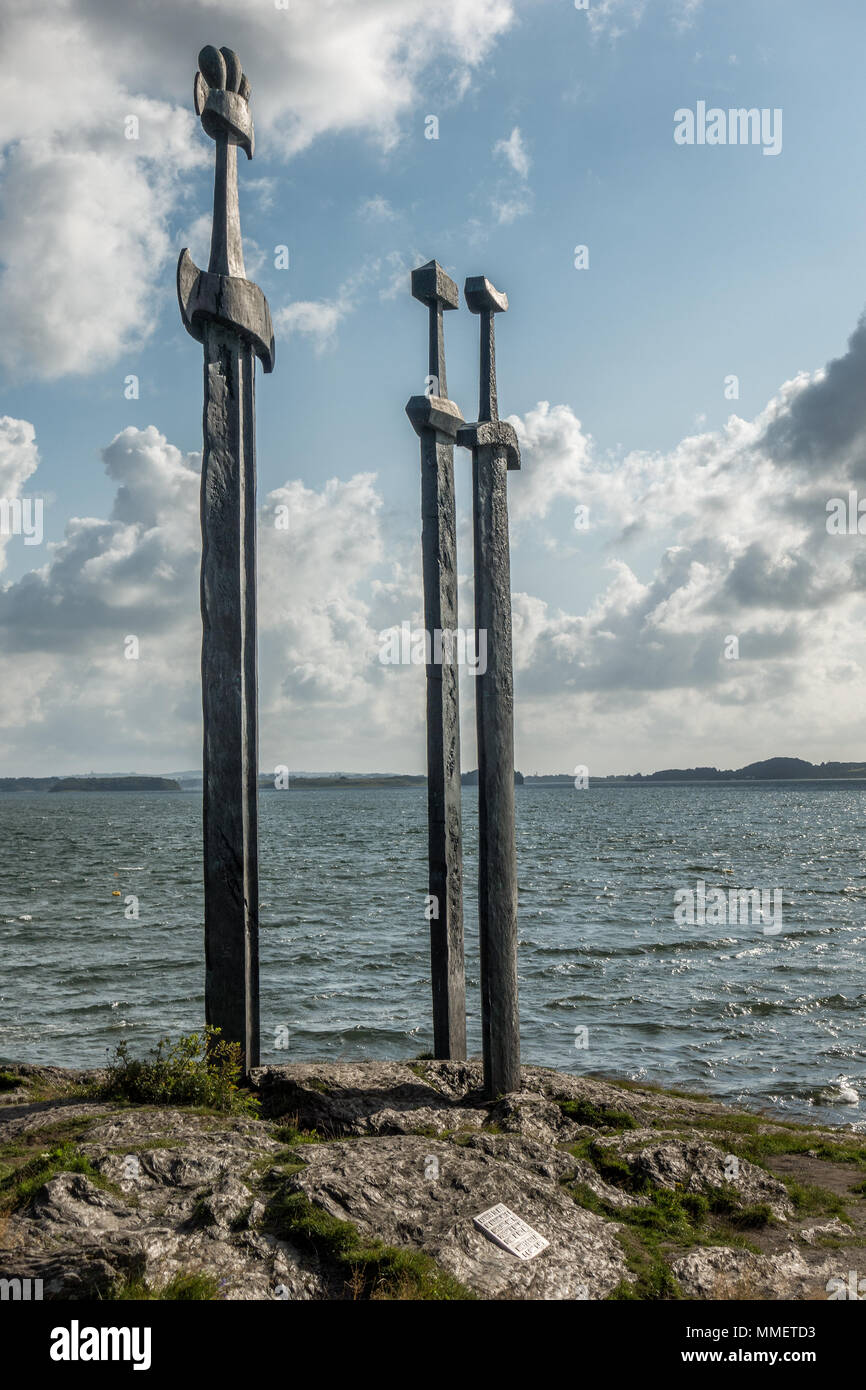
(1, 783, 864, 1126)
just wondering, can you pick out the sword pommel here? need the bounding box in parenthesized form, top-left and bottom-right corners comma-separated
(464, 276, 508, 315)
(195, 46, 254, 158)
(411, 261, 460, 312)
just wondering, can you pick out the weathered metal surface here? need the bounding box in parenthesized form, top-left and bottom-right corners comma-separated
(177, 47, 272, 1071)
(458, 275, 521, 1099)
(200, 322, 260, 1069)
(406, 260, 466, 1060)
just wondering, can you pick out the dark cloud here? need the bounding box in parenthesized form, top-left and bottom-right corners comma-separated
(761, 314, 866, 478)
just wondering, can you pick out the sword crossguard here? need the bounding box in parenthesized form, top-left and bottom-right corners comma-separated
(406, 394, 464, 439)
(177, 249, 275, 372)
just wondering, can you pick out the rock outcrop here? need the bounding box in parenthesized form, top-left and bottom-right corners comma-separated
(1, 1060, 864, 1300)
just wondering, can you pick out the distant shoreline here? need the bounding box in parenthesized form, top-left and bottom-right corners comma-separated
(2, 756, 866, 792)
(3, 774, 866, 793)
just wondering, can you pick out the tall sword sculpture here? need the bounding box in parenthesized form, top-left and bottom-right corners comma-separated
(177, 46, 275, 1071)
(458, 277, 521, 1099)
(406, 262, 467, 1060)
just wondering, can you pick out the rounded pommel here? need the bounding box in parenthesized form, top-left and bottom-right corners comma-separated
(194, 46, 254, 157)
(464, 276, 508, 314)
(411, 260, 459, 311)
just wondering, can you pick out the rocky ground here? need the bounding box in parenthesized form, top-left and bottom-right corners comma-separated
(1, 1059, 864, 1300)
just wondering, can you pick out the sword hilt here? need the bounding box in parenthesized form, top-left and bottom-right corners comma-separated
(177, 46, 274, 372)
(195, 46, 254, 156)
(457, 276, 519, 469)
(411, 260, 459, 401)
(464, 276, 508, 424)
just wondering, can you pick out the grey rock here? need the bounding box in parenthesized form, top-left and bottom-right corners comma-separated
(287, 1135, 629, 1300)
(4, 1060, 857, 1302)
(459, 1132, 577, 1184)
(671, 1247, 840, 1300)
(628, 1141, 793, 1220)
(487, 1091, 576, 1145)
(195, 1175, 252, 1231)
(31, 1174, 130, 1233)
(253, 1059, 474, 1132)
(794, 1218, 850, 1246)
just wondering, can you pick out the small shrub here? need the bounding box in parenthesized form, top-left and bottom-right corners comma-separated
(101, 1029, 256, 1114)
(272, 1120, 322, 1146)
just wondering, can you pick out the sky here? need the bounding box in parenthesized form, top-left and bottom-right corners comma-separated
(1, 0, 866, 777)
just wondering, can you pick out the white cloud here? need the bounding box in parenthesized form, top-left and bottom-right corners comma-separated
(489, 125, 533, 224)
(0, 0, 518, 381)
(586, 0, 702, 39)
(0, 422, 426, 773)
(674, 0, 704, 32)
(494, 126, 531, 179)
(587, 0, 649, 38)
(504, 322, 866, 771)
(358, 195, 397, 222)
(274, 250, 428, 347)
(272, 298, 347, 352)
(7, 309, 866, 774)
(492, 194, 533, 225)
(0, 417, 41, 572)
(0, 100, 204, 379)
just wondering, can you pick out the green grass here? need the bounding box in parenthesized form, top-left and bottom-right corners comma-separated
(301, 1077, 332, 1095)
(733, 1130, 866, 1170)
(265, 1190, 475, 1300)
(0, 1071, 22, 1092)
(272, 1122, 324, 1146)
(785, 1179, 850, 1221)
(685, 1112, 764, 1136)
(0, 1115, 97, 1182)
(558, 1099, 638, 1131)
(0, 1142, 108, 1211)
(607, 1229, 683, 1301)
(110, 1271, 221, 1300)
(98, 1029, 258, 1115)
(570, 1156, 770, 1299)
(583, 1139, 638, 1187)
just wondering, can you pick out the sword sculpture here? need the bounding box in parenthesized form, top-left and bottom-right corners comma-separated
(458, 276, 521, 1098)
(177, 46, 274, 1071)
(405, 262, 467, 1060)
